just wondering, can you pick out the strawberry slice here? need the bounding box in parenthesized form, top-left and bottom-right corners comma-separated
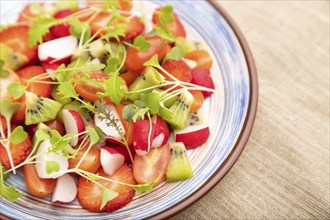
(191, 69, 215, 98)
(0, 134, 32, 169)
(0, 116, 7, 135)
(161, 59, 192, 90)
(77, 166, 136, 212)
(152, 9, 186, 38)
(81, 12, 144, 41)
(16, 65, 51, 98)
(0, 25, 38, 64)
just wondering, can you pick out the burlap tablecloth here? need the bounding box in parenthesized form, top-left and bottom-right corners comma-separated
(173, 1, 329, 219)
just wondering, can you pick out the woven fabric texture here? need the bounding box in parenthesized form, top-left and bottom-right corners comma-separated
(173, 1, 329, 219)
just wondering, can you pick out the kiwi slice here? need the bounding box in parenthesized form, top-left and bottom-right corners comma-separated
(25, 92, 62, 125)
(188, 112, 206, 126)
(0, 43, 28, 71)
(166, 142, 193, 182)
(128, 67, 165, 101)
(163, 89, 194, 130)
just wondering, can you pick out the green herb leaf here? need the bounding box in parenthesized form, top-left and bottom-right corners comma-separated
(35, 129, 50, 143)
(1, 165, 9, 180)
(0, 181, 23, 202)
(133, 36, 151, 52)
(103, 0, 120, 11)
(57, 81, 79, 100)
(100, 188, 119, 210)
(132, 180, 157, 195)
(9, 126, 27, 145)
(132, 107, 150, 122)
(105, 57, 119, 74)
(45, 161, 60, 174)
(0, 99, 21, 122)
(7, 82, 26, 99)
(143, 54, 161, 68)
(102, 24, 126, 41)
(0, 60, 9, 78)
(104, 72, 125, 105)
(88, 127, 100, 145)
(68, 17, 91, 44)
(166, 46, 184, 61)
(159, 5, 175, 23)
(143, 92, 160, 114)
(28, 16, 59, 47)
(153, 21, 174, 42)
(122, 104, 140, 121)
(49, 130, 73, 153)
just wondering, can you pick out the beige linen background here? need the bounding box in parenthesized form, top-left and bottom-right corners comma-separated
(173, 1, 329, 219)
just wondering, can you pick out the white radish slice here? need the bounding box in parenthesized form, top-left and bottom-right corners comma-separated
(35, 139, 69, 179)
(38, 36, 77, 61)
(100, 147, 125, 176)
(62, 110, 86, 146)
(52, 174, 77, 203)
(94, 104, 125, 140)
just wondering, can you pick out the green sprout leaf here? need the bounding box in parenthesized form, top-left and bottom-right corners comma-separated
(104, 72, 125, 105)
(0, 60, 9, 78)
(88, 127, 100, 145)
(166, 46, 184, 61)
(103, 0, 120, 11)
(102, 24, 126, 41)
(45, 161, 60, 174)
(49, 130, 73, 153)
(105, 57, 119, 74)
(122, 104, 140, 121)
(7, 82, 26, 99)
(159, 5, 175, 23)
(57, 81, 79, 100)
(9, 126, 28, 145)
(132, 107, 150, 122)
(132, 180, 157, 195)
(143, 92, 160, 114)
(68, 17, 91, 44)
(0, 181, 24, 202)
(133, 36, 151, 52)
(0, 99, 21, 122)
(143, 54, 161, 68)
(100, 188, 119, 210)
(28, 16, 60, 47)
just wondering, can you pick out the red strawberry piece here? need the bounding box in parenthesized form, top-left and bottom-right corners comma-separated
(161, 59, 192, 90)
(152, 9, 186, 38)
(0, 134, 32, 169)
(0, 115, 7, 135)
(16, 65, 52, 98)
(50, 9, 74, 38)
(191, 69, 215, 98)
(77, 166, 136, 213)
(122, 16, 145, 41)
(11, 96, 26, 123)
(0, 25, 38, 64)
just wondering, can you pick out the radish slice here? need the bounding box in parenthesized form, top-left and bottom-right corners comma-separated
(52, 174, 77, 203)
(62, 110, 86, 146)
(94, 104, 125, 140)
(35, 139, 69, 179)
(100, 147, 125, 176)
(151, 133, 165, 148)
(38, 35, 77, 61)
(174, 124, 210, 149)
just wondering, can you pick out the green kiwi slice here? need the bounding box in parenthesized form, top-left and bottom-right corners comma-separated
(166, 142, 193, 182)
(0, 43, 28, 71)
(25, 92, 62, 125)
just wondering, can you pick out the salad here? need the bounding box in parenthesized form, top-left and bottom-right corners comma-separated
(0, 0, 215, 213)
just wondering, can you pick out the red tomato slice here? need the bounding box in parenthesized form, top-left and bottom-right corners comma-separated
(125, 36, 167, 72)
(74, 70, 110, 103)
(133, 143, 170, 184)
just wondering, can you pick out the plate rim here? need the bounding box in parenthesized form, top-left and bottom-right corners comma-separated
(148, 1, 259, 219)
(0, 1, 258, 219)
